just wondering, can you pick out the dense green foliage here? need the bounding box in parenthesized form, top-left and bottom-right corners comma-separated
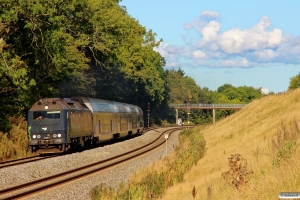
(165, 68, 203, 104)
(89, 128, 206, 200)
(217, 84, 262, 103)
(288, 72, 300, 90)
(0, 0, 165, 131)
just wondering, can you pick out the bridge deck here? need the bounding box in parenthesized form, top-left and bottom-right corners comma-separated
(170, 104, 246, 110)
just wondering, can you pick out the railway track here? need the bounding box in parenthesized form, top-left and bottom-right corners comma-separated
(0, 127, 157, 169)
(0, 155, 60, 169)
(0, 127, 183, 199)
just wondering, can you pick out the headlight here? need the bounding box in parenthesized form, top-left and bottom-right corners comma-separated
(33, 135, 36, 139)
(53, 134, 57, 138)
(58, 134, 61, 138)
(37, 135, 41, 139)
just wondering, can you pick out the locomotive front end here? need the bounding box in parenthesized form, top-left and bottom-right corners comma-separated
(27, 98, 68, 153)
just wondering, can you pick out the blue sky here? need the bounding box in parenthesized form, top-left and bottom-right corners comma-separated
(120, 0, 300, 93)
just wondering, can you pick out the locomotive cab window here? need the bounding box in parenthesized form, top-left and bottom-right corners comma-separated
(33, 111, 61, 120)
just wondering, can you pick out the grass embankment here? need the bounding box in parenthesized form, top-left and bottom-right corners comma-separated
(0, 117, 30, 161)
(89, 128, 206, 200)
(160, 89, 300, 200)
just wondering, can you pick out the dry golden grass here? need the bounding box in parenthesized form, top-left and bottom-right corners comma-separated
(0, 117, 30, 161)
(159, 89, 300, 200)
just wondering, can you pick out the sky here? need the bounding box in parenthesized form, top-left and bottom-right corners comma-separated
(120, 0, 300, 93)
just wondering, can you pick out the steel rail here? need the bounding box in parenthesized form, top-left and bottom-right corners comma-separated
(0, 155, 58, 169)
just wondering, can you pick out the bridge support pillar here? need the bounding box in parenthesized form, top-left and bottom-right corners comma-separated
(175, 109, 178, 125)
(213, 109, 215, 124)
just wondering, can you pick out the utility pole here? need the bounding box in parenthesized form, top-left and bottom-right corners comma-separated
(187, 101, 190, 126)
(165, 134, 169, 156)
(187, 91, 191, 126)
(147, 102, 150, 127)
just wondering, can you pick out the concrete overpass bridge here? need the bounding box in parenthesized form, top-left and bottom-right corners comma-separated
(169, 103, 247, 124)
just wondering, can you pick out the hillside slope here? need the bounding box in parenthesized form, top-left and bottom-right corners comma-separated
(160, 89, 300, 200)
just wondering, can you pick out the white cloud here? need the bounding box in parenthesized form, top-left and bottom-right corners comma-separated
(240, 58, 250, 67)
(201, 20, 221, 42)
(165, 61, 180, 67)
(154, 42, 187, 68)
(158, 12, 300, 68)
(184, 15, 284, 55)
(223, 58, 250, 67)
(255, 49, 278, 60)
(193, 50, 206, 59)
(261, 88, 269, 94)
(164, 45, 185, 54)
(154, 43, 168, 57)
(184, 10, 219, 34)
(200, 10, 220, 20)
(217, 16, 283, 54)
(254, 15, 271, 30)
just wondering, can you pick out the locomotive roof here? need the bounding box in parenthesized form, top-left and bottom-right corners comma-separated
(29, 98, 90, 111)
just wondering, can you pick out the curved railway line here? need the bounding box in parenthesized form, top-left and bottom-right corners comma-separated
(0, 126, 184, 199)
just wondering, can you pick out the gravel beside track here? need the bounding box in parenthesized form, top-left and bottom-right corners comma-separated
(0, 128, 180, 200)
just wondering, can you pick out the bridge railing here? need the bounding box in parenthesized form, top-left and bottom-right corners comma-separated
(169, 103, 247, 109)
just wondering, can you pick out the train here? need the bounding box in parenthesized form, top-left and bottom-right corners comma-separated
(27, 97, 144, 153)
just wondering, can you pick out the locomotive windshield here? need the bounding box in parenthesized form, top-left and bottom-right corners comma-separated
(33, 111, 61, 120)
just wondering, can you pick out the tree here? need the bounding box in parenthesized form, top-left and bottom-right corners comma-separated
(165, 69, 201, 104)
(236, 86, 262, 103)
(288, 72, 300, 90)
(217, 84, 235, 93)
(0, 0, 166, 131)
(217, 84, 262, 104)
(0, 21, 36, 132)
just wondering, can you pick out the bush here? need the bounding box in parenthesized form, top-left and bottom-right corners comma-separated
(0, 116, 29, 161)
(221, 154, 254, 190)
(270, 118, 299, 166)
